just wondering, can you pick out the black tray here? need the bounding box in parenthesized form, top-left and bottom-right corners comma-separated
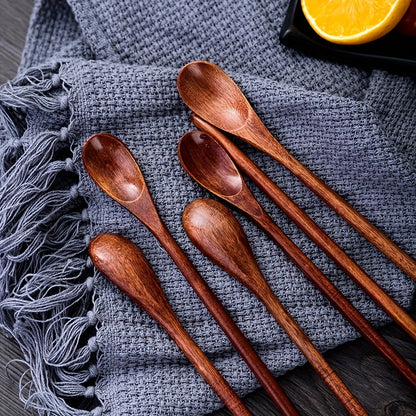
(279, 0, 416, 76)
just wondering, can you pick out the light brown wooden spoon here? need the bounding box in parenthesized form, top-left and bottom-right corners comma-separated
(177, 130, 416, 390)
(177, 61, 416, 282)
(183, 198, 366, 415)
(82, 133, 299, 416)
(89, 233, 250, 416)
(190, 113, 416, 342)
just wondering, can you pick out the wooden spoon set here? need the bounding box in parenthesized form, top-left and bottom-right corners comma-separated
(83, 61, 416, 416)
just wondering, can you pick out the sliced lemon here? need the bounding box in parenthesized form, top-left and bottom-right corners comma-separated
(301, 0, 412, 45)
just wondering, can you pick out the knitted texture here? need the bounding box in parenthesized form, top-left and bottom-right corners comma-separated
(0, 0, 415, 415)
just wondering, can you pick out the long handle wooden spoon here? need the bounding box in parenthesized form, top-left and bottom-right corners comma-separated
(190, 113, 416, 342)
(183, 198, 367, 416)
(177, 61, 416, 281)
(177, 130, 416, 389)
(82, 133, 299, 416)
(88, 233, 250, 416)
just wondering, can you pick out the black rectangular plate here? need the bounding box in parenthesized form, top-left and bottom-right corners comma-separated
(280, 0, 416, 76)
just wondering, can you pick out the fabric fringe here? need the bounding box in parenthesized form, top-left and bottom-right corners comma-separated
(0, 65, 102, 416)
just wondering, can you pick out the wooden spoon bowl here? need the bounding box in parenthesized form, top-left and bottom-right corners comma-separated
(178, 61, 249, 132)
(82, 133, 144, 203)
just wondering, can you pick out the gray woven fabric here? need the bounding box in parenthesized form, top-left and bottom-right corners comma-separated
(0, 0, 415, 415)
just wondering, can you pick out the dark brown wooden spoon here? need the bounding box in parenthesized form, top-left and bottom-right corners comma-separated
(177, 130, 416, 390)
(183, 198, 367, 416)
(177, 61, 416, 282)
(88, 233, 250, 416)
(82, 133, 299, 416)
(190, 113, 416, 342)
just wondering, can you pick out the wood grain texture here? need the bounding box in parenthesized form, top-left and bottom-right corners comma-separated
(0, 333, 31, 416)
(0, 0, 32, 83)
(211, 322, 416, 416)
(190, 113, 416, 343)
(177, 60, 416, 282)
(1, 3, 416, 416)
(0, 1, 33, 416)
(183, 199, 366, 415)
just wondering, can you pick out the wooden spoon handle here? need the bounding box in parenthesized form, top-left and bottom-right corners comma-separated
(256, 212, 416, 389)
(190, 115, 416, 342)
(153, 222, 300, 416)
(89, 234, 251, 416)
(166, 319, 252, 416)
(260, 290, 366, 416)
(252, 126, 416, 282)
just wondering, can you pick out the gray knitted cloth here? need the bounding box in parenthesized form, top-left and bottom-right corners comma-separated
(0, 0, 415, 415)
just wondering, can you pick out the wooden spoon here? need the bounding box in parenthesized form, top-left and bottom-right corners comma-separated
(177, 130, 416, 390)
(82, 133, 299, 416)
(183, 199, 366, 415)
(88, 233, 250, 416)
(190, 113, 416, 342)
(177, 61, 416, 282)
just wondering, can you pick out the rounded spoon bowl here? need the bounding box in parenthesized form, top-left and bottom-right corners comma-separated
(177, 61, 249, 133)
(82, 133, 144, 203)
(178, 130, 243, 197)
